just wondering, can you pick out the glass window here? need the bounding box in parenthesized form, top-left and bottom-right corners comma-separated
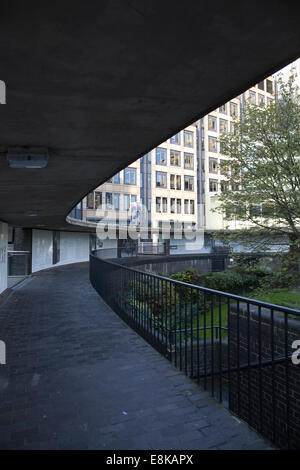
(170, 198, 175, 214)
(209, 179, 218, 192)
(156, 147, 167, 165)
(140, 173, 143, 188)
(170, 150, 181, 166)
(230, 102, 238, 118)
(156, 171, 167, 188)
(131, 194, 137, 203)
(219, 103, 227, 114)
(219, 119, 228, 134)
(258, 94, 265, 106)
(123, 194, 130, 210)
(184, 175, 194, 191)
(208, 115, 217, 131)
(184, 153, 194, 169)
(87, 193, 94, 209)
(176, 199, 181, 214)
(201, 137, 205, 151)
(184, 199, 189, 214)
(95, 192, 102, 208)
(105, 192, 112, 208)
(184, 130, 194, 147)
(170, 132, 181, 145)
(113, 173, 120, 184)
(176, 175, 181, 190)
(113, 193, 120, 210)
(124, 168, 136, 185)
(156, 197, 161, 213)
(209, 158, 218, 174)
(190, 200, 195, 215)
(230, 121, 237, 135)
(257, 80, 265, 91)
(162, 197, 168, 213)
(266, 79, 273, 94)
(249, 90, 256, 104)
(170, 174, 175, 190)
(106, 178, 112, 183)
(208, 136, 217, 153)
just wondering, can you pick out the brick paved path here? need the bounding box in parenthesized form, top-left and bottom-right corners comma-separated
(0, 263, 274, 449)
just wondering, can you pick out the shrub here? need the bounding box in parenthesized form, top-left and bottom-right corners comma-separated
(200, 270, 259, 294)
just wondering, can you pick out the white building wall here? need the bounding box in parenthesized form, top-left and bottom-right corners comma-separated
(32, 229, 90, 273)
(0, 222, 8, 293)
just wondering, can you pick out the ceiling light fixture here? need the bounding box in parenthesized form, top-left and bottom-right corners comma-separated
(7, 147, 49, 168)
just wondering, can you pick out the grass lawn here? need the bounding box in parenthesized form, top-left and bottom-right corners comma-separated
(248, 288, 300, 310)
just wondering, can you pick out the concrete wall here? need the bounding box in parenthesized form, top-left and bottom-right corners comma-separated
(32, 229, 89, 273)
(0, 222, 8, 293)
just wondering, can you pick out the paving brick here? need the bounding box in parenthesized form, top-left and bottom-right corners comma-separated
(0, 263, 275, 450)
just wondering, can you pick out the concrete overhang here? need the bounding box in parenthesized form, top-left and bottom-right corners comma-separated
(0, 1, 299, 231)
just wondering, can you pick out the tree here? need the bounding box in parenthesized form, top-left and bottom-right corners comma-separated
(215, 71, 300, 277)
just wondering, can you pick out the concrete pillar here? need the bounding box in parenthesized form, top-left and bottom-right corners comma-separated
(0, 222, 8, 294)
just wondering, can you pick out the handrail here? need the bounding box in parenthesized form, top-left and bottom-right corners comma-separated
(90, 252, 300, 316)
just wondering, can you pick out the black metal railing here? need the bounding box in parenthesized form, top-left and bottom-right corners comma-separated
(90, 253, 300, 449)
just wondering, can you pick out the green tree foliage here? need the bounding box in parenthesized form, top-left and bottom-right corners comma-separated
(217, 71, 300, 275)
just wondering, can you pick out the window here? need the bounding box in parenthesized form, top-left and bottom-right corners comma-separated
(106, 178, 112, 183)
(231, 183, 239, 191)
(176, 199, 181, 214)
(95, 192, 102, 208)
(87, 193, 94, 209)
(170, 174, 175, 190)
(190, 200, 195, 215)
(156, 147, 167, 165)
(208, 136, 217, 152)
(105, 192, 112, 208)
(209, 158, 218, 174)
(230, 121, 237, 135)
(176, 175, 181, 190)
(230, 102, 238, 117)
(219, 119, 228, 134)
(267, 97, 273, 106)
(184, 175, 194, 191)
(184, 130, 194, 147)
(124, 167, 136, 185)
(170, 198, 175, 214)
(156, 171, 167, 188)
(170, 132, 181, 145)
(219, 104, 227, 114)
(209, 179, 218, 192)
(184, 153, 194, 169)
(123, 194, 130, 210)
(131, 194, 137, 203)
(208, 115, 217, 131)
(249, 90, 256, 104)
(140, 173, 143, 188)
(170, 150, 181, 166)
(156, 197, 161, 213)
(220, 181, 228, 192)
(184, 199, 189, 214)
(258, 94, 265, 106)
(257, 80, 265, 91)
(113, 193, 120, 210)
(201, 137, 205, 151)
(266, 79, 273, 94)
(113, 173, 120, 184)
(162, 197, 168, 213)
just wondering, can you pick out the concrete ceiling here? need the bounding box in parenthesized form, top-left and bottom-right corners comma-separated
(0, 0, 299, 231)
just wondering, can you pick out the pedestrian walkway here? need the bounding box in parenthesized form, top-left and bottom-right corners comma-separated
(0, 263, 274, 449)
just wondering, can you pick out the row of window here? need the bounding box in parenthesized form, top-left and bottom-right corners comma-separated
(105, 167, 137, 185)
(208, 115, 237, 134)
(87, 192, 137, 210)
(156, 148, 194, 169)
(248, 91, 273, 106)
(209, 179, 239, 192)
(169, 130, 194, 147)
(156, 172, 195, 191)
(156, 197, 195, 215)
